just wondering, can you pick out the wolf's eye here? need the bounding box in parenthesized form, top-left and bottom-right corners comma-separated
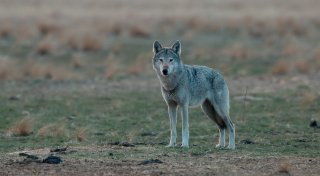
(159, 59, 163, 62)
(169, 59, 173, 62)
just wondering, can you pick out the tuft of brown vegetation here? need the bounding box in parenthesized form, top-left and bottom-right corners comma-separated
(295, 60, 310, 74)
(9, 117, 33, 136)
(82, 36, 101, 51)
(127, 53, 150, 75)
(104, 54, 120, 79)
(225, 45, 251, 60)
(74, 127, 87, 142)
(71, 58, 85, 69)
(66, 36, 81, 50)
(37, 123, 66, 137)
(281, 43, 302, 57)
(278, 161, 292, 175)
(35, 42, 52, 55)
(271, 61, 290, 75)
(302, 93, 317, 105)
(129, 26, 150, 38)
(38, 22, 61, 36)
(37, 124, 54, 137)
(0, 25, 12, 38)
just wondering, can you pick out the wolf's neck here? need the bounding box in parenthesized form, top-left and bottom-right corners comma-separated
(159, 67, 186, 91)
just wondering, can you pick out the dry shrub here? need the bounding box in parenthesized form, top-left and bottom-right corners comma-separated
(35, 42, 52, 55)
(111, 43, 122, 54)
(21, 61, 76, 80)
(82, 36, 101, 51)
(38, 22, 61, 35)
(302, 93, 317, 105)
(127, 53, 150, 75)
(271, 61, 290, 75)
(104, 54, 120, 79)
(8, 117, 33, 136)
(224, 44, 251, 60)
(295, 60, 310, 74)
(110, 25, 122, 36)
(185, 18, 209, 31)
(71, 58, 85, 69)
(66, 36, 81, 50)
(37, 123, 66, 137)
(278, 161, 292, 174)
(0, 25, 12, 38)
(37, 124, 54, 137)
(74, 127, 87, 142)
(0, 59, 18, 80)
(281, 43, 302, 57)
(129, 26, 150, 38)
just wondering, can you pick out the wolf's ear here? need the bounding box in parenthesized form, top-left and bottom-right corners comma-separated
(153, 41, 162, 54)
(172, 40, 181, 55)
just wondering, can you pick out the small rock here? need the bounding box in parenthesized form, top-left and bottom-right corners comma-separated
(310, 120, 319, 128)
(43, 156, 62, 164)
(241, 139, 254, 144)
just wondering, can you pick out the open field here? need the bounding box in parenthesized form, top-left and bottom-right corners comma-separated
(1, 0, 320, 175)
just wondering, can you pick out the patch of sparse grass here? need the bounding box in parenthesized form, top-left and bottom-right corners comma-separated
(0, 85, 319, 159)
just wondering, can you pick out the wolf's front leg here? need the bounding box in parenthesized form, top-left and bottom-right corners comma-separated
(166, 104, 177, 147)
(181, 105, 189, 148)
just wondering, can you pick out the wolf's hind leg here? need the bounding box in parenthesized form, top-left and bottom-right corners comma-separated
(212, 101, 235, 150)
(201, 99, 226, 148)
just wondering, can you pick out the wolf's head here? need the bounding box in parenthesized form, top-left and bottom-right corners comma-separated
(152, 41, 183, 77)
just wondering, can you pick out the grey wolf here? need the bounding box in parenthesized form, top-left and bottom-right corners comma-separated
(152, 41, 235, 149)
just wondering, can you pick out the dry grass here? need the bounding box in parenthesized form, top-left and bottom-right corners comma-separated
(8, 117, 33, 137)
(295, 60, 310, 74)
(71, 58, 85, 69)
(281, 43, 302, 57)
(38, 22, 61, 36)
(224, 44, 251, 60)
(0, 25, 12, 38)
(127, 53, 150, 75)
(104, 54, 121, 79)
(82, 36, 101, 52)
(74, 127, 87, 142)
(271, 61, 290, 75)
(37, 124, 54, 137)
(129, 26, 150, 38)
(278, 161, 292, 175)
(35, 42, 52, 55)
(301, 93, 317, 105)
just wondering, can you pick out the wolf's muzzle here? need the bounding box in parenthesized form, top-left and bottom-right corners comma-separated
(162, 69, 168, 76)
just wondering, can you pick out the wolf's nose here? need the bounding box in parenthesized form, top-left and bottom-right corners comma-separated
(162, 69, 168, 75)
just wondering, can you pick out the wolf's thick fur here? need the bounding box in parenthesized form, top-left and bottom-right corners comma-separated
(152, 41, 235, 149)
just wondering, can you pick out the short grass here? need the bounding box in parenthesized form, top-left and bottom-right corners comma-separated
(0, 82, 319, 160)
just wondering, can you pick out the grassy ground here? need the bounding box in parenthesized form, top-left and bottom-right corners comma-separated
(1, 0, 320, 175)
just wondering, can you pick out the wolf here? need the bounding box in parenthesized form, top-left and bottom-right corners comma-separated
(152, 41, 235, 149)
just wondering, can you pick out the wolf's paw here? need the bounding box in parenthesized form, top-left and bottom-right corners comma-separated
(181, 143, 189, 148)
(227, 145, 236, 150)
(165, 143, 176, 148)
(215, 144, 225, 149)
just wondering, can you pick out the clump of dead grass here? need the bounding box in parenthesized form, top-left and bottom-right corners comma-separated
(74, 127, 87, 142)
(71, 58, 85, 69)
(8, 116, 33, 137)
(278, 161, 292, 175)
(37, 123, 66, 137)
(295, 60, 310, 74)
(35, 42, 52, 55)
(38, 22, 61, 36)
(301, 93, 317, 105)
(129, 26, 150, 38)
(127, 53, 150, 75)
(104, 54, 121, 79)
(82, 36, 101, 51)
(271, 61, 290, 75)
